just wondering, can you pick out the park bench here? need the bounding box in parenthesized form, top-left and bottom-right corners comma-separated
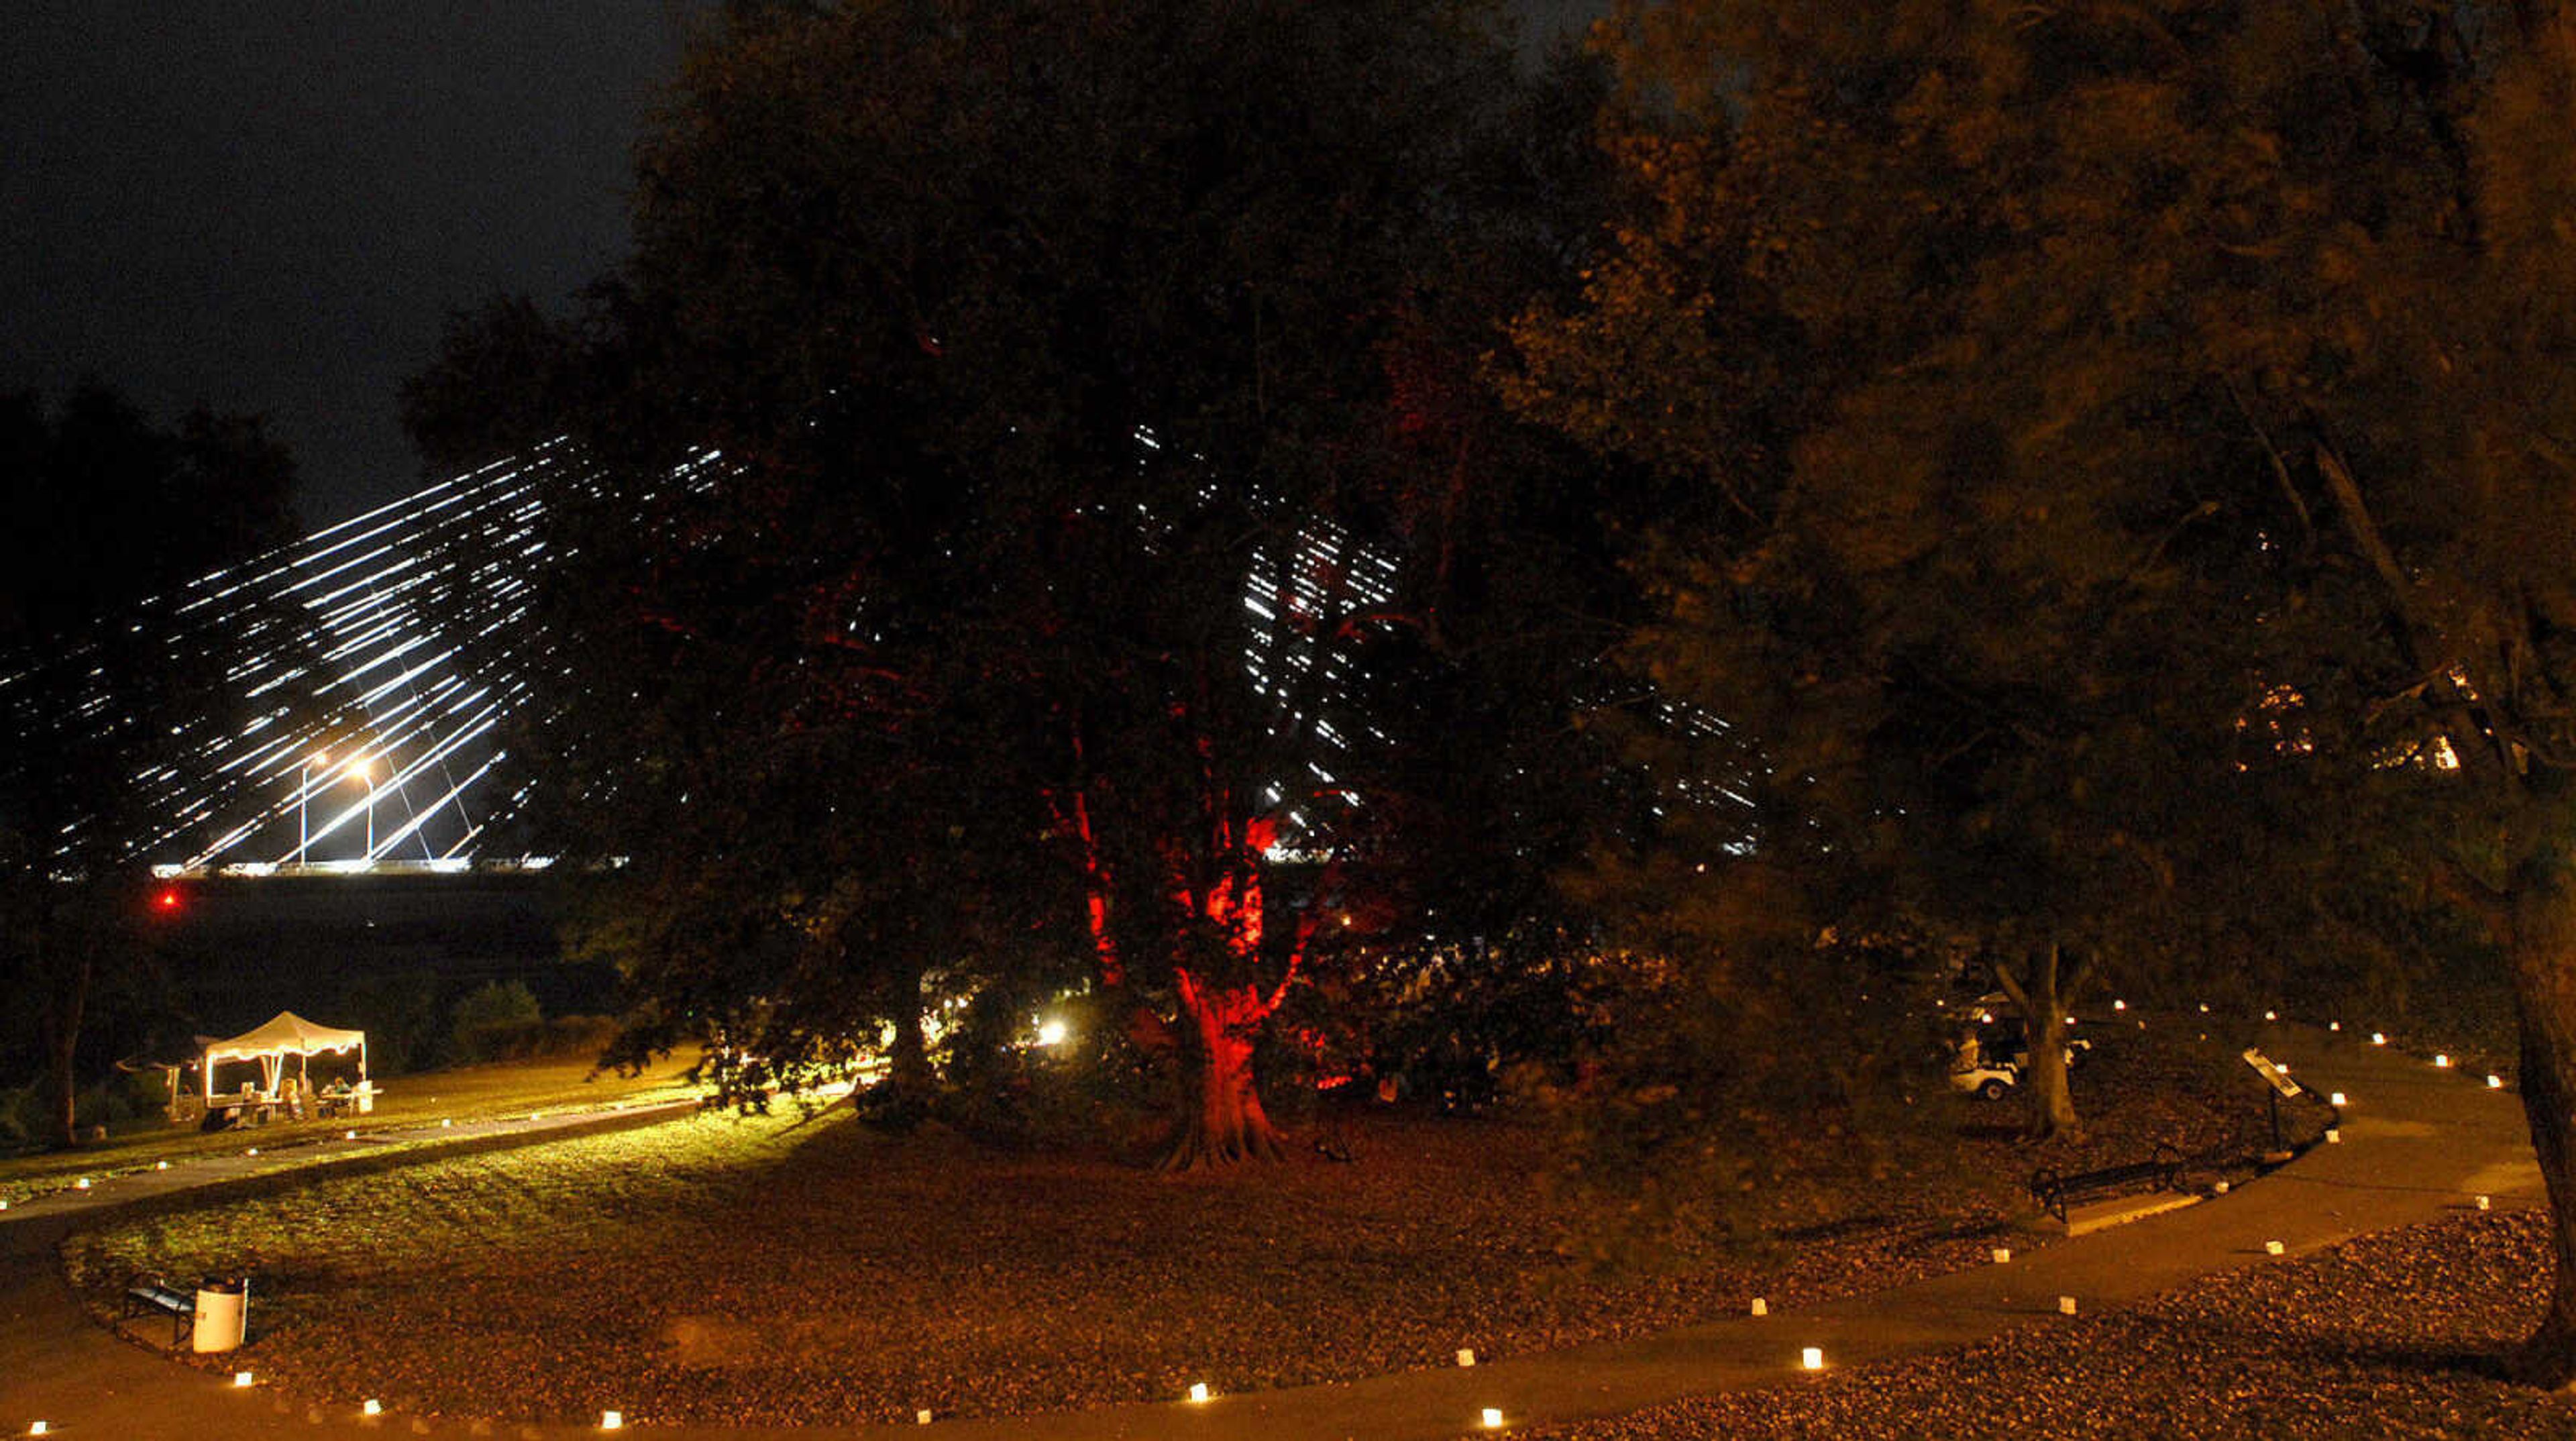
(121, 1275, 196, 1346)
(2027, 1143, 2186, 1224)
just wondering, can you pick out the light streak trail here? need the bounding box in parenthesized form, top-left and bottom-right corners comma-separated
(25, 434, 1544, 881)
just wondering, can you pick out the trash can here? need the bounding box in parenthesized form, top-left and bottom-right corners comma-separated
(193, 1276, 248, 1353)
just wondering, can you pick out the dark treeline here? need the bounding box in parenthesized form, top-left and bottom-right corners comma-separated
(0, 382, 301, 1148)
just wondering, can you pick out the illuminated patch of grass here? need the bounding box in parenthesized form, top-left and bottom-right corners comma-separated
(1, 1057, 695, 1205)
(66, 1107, 814, 1304)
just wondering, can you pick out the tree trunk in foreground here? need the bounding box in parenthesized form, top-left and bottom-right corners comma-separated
(1163, 977, 1283, 1171)
(885, 964, 932, 1126)
(2022, 1002, 2079, 1142)
(47, 1027, 79, 1151)
(2508, 864, 2576, 1385)
(1994, 941, 2082, 1142)
(42, 950, 90, 1150)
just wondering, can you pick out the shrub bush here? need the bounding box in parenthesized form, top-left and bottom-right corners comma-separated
(0, 1083, 41, 1150)
(448, 980, 543, 1063)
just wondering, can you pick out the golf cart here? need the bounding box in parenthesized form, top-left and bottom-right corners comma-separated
(1945, 998, 2090, 1101)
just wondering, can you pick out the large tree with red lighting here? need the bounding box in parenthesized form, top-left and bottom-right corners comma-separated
(424, 0, 1585, 1165)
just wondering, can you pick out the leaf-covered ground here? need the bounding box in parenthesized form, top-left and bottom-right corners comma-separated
(62, 1026, 2312, 1426)
(1531, 1208, 2574, 1441)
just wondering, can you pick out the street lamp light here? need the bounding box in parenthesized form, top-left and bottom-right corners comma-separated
(297, 751, 381, 867)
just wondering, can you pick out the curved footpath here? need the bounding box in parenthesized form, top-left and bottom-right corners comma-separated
(0, 1024, 2544, 1440)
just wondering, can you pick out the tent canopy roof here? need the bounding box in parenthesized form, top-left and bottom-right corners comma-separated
(203, 1012, 365, 1064)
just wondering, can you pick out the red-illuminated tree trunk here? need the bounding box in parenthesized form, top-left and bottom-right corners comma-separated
(1064, 766, 1307, 1169)
(1165, 974, 1283, 1170)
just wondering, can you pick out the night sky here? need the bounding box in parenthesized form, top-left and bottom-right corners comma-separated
(4, 1, 1600, 529)
(3, 2, 710, 525)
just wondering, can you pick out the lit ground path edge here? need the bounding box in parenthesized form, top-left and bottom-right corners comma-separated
(0, 1024, 2542, 1440)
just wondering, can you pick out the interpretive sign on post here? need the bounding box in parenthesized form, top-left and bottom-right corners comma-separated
(2241, 1049, 2302, 1098)
(2243, 1048, 2302, 1153)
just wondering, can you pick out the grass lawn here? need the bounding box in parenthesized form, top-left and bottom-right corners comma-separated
(1530, 1207, 2575, 1441)
(64, 1023, 2312, 1427)
(1, 1056, 695, 1206)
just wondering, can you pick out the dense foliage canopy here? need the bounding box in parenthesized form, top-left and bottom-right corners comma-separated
(1507, 0, 2576, 1373)
(412, 0, 1631, 1163)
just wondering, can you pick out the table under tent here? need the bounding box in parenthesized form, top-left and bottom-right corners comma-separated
(195, 1011, 374, 1128)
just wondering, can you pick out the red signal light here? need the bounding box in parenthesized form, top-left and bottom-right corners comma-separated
(155, 888, 182, 912)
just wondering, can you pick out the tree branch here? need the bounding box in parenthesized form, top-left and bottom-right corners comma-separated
(2225, 376, 2315, 553)
(2312, 441, 2418, 622)
(2312, 439, 2524, 786)
(1989, 953, 2031, 1012)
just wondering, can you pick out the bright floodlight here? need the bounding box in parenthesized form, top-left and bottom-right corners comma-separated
(2434, 1054, 2452, 1067)
(2489, 1074, 2505, 1089)
(1481, 1408, 1505, 1429)
(601, 1412, 624, 1430)
(233, 1371, 254, 1387)
(1800, 1346, 1825, 1371)
(1036, 1019, 1067, 1047)
(1187, 1383, 1210, 1403)
(363, 1399, 382, 1416)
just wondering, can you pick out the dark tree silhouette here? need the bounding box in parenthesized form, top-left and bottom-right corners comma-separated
(413, 0, 1599, 1165)
(0, 383, 299, 1146)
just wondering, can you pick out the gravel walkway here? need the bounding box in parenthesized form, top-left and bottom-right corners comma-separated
(1529, 1207, 2572, 1440)
(0, 1022, 2542, 1440)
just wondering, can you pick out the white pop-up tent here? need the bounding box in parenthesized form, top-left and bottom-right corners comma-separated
(201, 1011, 368, 1101)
